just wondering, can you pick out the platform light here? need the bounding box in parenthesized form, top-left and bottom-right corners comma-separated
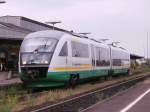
(99, 39, 109, 43)
(108, 41, 120, 46)
(45, 21, 62, 30)
(79, 32, 91, 35)
(112, 42, 120, 46)
(113, 42, 120, 44)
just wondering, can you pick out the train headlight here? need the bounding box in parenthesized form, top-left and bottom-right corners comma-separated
(44, 61, 48, 64)
(22, 61, 27, 64)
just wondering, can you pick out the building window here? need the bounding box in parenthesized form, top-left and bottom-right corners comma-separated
(59, 42, 68, 56)
(72, 41, 89, 58)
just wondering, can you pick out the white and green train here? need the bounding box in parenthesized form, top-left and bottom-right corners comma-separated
(19, 30, 130, 88)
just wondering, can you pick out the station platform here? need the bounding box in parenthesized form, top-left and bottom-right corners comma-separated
(0, 72, 21, 87)
(85, 78, 150, 112)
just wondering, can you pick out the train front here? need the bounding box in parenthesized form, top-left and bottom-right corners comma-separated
(19, 30, 63, 88)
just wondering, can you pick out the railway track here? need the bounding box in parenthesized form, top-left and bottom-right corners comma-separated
(21, 72, 150, 112)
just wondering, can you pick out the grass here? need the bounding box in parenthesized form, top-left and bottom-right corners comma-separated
(26, 95, 35, 107)
(0, 85, 27, 96)
(131, 66, 150, 74)
(0, 85, 27, 112)
(7, 89, 74, 112)
(0, 95, 18, 112)
(0, 104, 12, 112)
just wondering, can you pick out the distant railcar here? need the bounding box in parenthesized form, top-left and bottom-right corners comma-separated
(19, 30, 130, 88)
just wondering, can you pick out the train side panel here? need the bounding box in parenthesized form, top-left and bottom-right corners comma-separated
(111, 47, 130, 75)
(48, 34, 111, 83)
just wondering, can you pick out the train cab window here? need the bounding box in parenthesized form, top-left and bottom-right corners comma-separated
(59, 42, 68, 56)
(71, 41, 89, 58)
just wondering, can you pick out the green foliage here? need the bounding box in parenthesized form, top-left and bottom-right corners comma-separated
(26, 95, 35, 107)
(0, 104, 12, 112)
(0, 95, 18, 112)
(131, 61, 139, 69)
(44, 92, 51, 103)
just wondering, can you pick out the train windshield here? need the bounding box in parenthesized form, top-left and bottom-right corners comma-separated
(20, 37, 58, 65)
(21, 37, 57, 52)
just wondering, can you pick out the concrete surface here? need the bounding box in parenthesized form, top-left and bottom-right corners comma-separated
(0, 72, 21, 86)
(85, 78, 150, 112)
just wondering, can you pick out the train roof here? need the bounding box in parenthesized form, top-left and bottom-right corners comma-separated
(110, 45, 129, 54)
(24, 30, 65, 40)
(24, 30, 129, 53)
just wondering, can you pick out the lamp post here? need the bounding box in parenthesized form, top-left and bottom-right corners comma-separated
(45, 21, 61, 30)
(147, 32, 149, 59)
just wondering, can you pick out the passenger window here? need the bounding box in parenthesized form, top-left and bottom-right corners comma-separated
(71, 41, 89, 58)
(59, 42, 68, 56)
(96, 47, 110, 67)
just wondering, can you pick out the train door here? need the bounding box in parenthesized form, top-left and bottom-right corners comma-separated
(67, 40, 72, 67)
(91, 44, 96, 71)
(71, 41, 90, 78)
(109, 46, 113, 70)
(58, 41, 69, 67)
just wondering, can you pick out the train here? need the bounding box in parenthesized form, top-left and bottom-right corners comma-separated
(19, 30, 130, 88)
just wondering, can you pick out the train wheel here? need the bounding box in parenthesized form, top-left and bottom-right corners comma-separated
(65, 74, 79, 88)
(70, 74, 78, 88)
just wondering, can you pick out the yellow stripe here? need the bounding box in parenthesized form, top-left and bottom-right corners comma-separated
(49, 65, 91, 71)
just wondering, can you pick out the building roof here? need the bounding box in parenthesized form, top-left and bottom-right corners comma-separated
(0, 22, 32, 40)
(21, 16, 66, 31)
(130, 54, 144, 59)
(0, 16, 67, 32)
(0, 15, 69, 40)
(0, 22, 32, 32)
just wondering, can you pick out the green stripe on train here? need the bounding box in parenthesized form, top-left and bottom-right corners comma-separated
(47, 69, 109, 81)
(20, 68, 128, 88)
(47, 68, 128, 81)
(112, 69, 128, 75)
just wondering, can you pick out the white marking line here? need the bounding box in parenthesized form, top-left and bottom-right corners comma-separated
(120, 88, 150, 112)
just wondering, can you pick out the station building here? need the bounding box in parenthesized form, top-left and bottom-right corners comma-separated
(0, 16, 65, 71)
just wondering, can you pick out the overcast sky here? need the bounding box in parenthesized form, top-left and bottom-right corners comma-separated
(0, 0, 150, 57)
